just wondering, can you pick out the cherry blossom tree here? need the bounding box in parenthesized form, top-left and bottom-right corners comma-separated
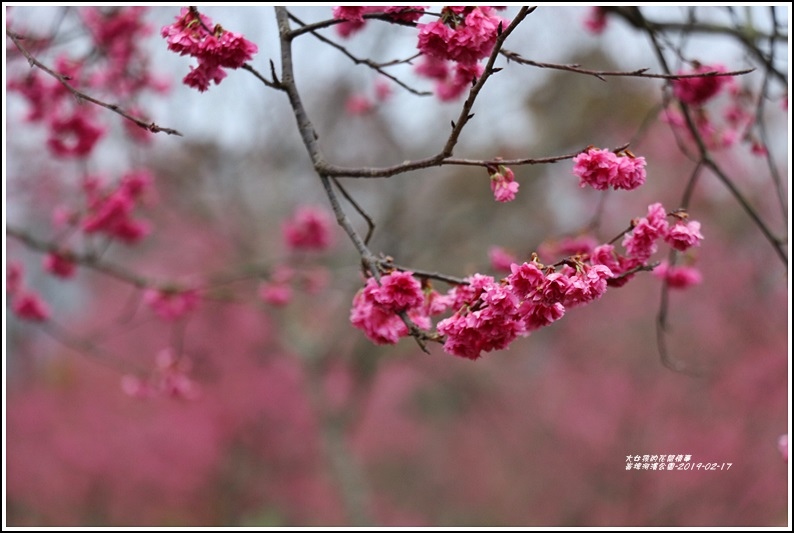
(5, 6, 789, 527)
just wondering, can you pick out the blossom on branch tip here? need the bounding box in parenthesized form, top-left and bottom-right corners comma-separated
(490, 165, 519, 202)
(161, 8, 257, 92)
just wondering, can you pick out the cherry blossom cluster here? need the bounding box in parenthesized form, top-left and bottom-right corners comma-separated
(9, 8, 167, 150)
(9, 57, 106, 158)
(572, 147, 647, 191)
(415, 6, 509, 100)
(54, 170, 155, 245)
(663, 67, 768, 156)
(80, 7, 169, 99)
(350, 270, 441, 345)
(161, 7, 258, 92)
(350, 203, 703, 359)
(332, 6, 508, 101)
(672, 63, 732, 106)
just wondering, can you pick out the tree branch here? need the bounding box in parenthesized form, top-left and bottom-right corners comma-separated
(6, 28, 183, 136)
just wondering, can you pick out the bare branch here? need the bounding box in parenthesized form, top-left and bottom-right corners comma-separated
(7, 226, 151, 288)
(501, 50, 754, 81)
(286, 12, 431, 96)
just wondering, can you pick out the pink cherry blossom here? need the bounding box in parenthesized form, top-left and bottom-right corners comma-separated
(162, 7, 257, 92)
(518, 299, 565, 332)
(435, 62, 484, 101)
(622, 203, 670, 262)
(12, 291, 50, 322)
(143, 288, 200, 321)
(332, 6, 366, 23)
(417, 7, 508, 66)
(415, 55, 450, 81)
(664, 220, 704, 251)
(572, 148, 618, 190)
(653, 261, 703, 289)
(43, 251, 76, 279)
(572, 148, 646, 191)
(779, 435, 788, 462)
(612, 153, 647, 190)
(507, 262, 545, 300)
(417, 20, 455, 61)
(584, 7, 608, 34)
(47, 110, 105, 158)
(282, 205, 335, 251)
(672, 63, 731, 106)
(350, 283, 409, 345)
(490, 165, 519, 202)
(437, 282, 524, 360)
(563, 264, 613, 308)
(372, 271, 424, 313)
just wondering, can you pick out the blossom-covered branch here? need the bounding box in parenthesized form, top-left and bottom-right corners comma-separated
(7, 28, 182, 136)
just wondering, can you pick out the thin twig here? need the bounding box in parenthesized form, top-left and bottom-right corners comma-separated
(286, 12, 431, 96)
(332, 178, 376, 246)
(501, 50, 754, 81)
(7, 226, 151, 288)
(377, 259, 469, 286)
(441, 7, 535, 158)
(321, 142, 630, 179)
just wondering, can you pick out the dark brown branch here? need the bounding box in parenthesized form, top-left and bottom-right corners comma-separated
(286, 10, 426, 39)
(441, 7, 534, 158)
(286, 12, 431, 96)
(321, 142, 630, 179)
(6, 28, 183, 136)
(607, 6, 787, 84)
(332, 178, 376, 246)
(501, 50, 754, 81)
(241, 63, 283, 90)
(377, 259, 469, 286)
